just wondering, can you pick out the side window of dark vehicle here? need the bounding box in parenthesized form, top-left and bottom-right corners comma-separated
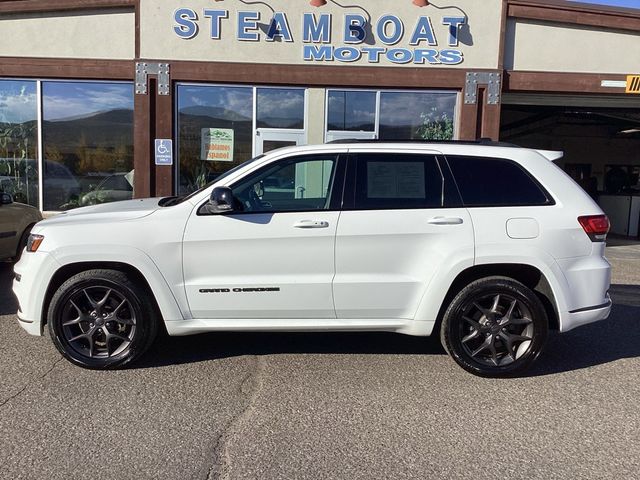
(353, 153, 443, 210)
(447, 156, 552, 207)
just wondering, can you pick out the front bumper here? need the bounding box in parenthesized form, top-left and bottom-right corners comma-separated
(13, 251, 60, 336)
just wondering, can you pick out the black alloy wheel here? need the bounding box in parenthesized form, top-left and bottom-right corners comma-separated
(440, 276, 548, 377)
(48, 269, 158, 369)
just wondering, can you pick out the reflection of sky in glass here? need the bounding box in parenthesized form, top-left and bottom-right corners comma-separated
(571, 0, 638, 7)
(43, 82, 133, 121)
(257, 88, 305, 128)
(179, 86, 253, 120)
(380, 92, 457, 128)
(0, 80, 37, 124)
(328, 91, 376, 131)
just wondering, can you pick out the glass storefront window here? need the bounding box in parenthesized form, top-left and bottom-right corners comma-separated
(177, 85, 253, 194)
(42, 82, 134, 211)
(257, 88, 305, 129)
(0, 80, 38, 207)
(379, 92, 457, 141)
(327, 90, 376, 132)
(177, 85, 307, 194)
(327, 89, 457, 141)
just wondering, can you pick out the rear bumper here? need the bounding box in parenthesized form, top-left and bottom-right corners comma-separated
(560, 295, 612, 332)
(555, 251, 611, 333)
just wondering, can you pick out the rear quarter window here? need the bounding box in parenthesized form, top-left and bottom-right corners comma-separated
(446, 155, 552, 207)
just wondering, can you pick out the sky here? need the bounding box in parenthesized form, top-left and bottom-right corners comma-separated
(571, 0, 640, 7)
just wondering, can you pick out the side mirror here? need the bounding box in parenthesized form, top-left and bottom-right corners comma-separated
(0, 193, 13, 205)
(207, 186, 236, 214)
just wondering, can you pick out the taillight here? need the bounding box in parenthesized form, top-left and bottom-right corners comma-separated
(578, 215, 610, 242)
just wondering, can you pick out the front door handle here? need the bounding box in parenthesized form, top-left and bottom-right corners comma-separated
(428, 216, 464, 225)
(293, 220, 330, 229)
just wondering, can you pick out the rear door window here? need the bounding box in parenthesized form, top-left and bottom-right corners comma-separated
(352, 153, 443, 210)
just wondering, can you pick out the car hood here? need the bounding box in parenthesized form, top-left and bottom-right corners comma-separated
(37, 198, 161, 227)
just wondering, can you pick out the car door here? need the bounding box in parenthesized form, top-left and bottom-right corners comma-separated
(333, 150, 474, 319)
(183, 152, 345, 319)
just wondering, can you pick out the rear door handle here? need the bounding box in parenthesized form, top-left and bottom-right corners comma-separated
(428, 216, 464, 225)
(293, 220, 330, 229)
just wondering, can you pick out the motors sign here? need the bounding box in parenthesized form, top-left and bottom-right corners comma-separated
(173, 8, 466, 65)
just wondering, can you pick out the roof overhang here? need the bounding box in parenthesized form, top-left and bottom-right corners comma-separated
(507, 0, 640, 33)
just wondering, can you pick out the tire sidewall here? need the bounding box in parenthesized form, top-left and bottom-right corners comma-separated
(442, 279, 548, 378)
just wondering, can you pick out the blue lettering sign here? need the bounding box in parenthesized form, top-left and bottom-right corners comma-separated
(238, 11, 260, 41)
(170, 7, 467, 67)
(413, 49, 440, 64)
(377, 15, 404, 45)
(303, 13, 331, 43)
(387, 48, 413, 64)
(334, 46, 361, 62)
(303, 45, 334, 61)
(361, 47, 386, 63)
(174, 8, 198, 39)
(203, 9, 228, 39)
(344, 14, 367, 44)
(267, 12, 293, 42)
(410, 16, 437, 46)
(439, 49, 464, 65)
(442, 17, 466, 47)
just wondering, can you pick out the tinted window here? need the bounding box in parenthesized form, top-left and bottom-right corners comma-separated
(353, 153, 443, 210)
(231, 155, 337, 213)
(447, 156, 551, 207)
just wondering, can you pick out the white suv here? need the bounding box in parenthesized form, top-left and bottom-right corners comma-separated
(13, 142, 612, 377)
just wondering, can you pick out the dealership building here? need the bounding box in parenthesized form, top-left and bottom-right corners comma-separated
(0, 0, 639, 234)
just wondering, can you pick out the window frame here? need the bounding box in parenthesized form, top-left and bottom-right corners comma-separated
(197, 153, 347, 216)
(442, 155, 556, 208)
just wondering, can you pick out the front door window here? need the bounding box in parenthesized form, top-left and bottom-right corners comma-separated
(231, 154, 337, 213)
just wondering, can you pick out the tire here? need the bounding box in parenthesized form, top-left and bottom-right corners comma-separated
(440, 276, 548, 378)
(14, 225, 33, 262)
(48, 269, 158, 369)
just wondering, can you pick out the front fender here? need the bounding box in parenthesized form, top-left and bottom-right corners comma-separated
(49, 245, 186, 326)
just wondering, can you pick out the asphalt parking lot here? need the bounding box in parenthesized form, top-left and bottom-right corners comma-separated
(1, 244, 639, 480)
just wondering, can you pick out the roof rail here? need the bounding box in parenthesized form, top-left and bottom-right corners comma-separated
(325, 138, 520, 147)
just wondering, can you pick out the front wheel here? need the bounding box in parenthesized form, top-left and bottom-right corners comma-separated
(440, 276, 548, 378)
(48, 269, 158, 369)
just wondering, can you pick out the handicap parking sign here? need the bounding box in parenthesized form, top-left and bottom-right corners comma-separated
(155, 139, 173, 165)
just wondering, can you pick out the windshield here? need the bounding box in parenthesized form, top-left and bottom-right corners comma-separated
(162, 154, 265, 206)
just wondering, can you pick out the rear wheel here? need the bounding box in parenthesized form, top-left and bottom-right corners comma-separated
(48, 269, 158, 369)
(440, 276, 548, 378)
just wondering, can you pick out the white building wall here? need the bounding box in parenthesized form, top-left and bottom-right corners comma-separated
(505, 18, 640, 74)
(0, 10, 135, 60)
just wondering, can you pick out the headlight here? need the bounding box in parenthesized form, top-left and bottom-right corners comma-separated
(26, 234, 44, 252)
